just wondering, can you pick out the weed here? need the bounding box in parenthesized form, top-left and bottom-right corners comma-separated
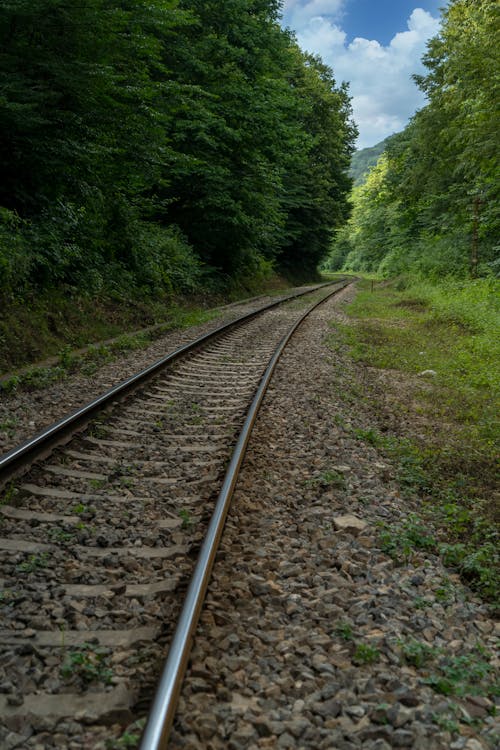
(0, 375, 20, 394)
(0, 589, 13, 602)
(60, 643, 113, 685)
(399, 639, 438, 668)
(16, 552, 49, 573)
(81, 361, 98, 376)
(89, 477, 106, 489)
(179, 508, 193, 529)
(335, 621, 354, 641)
(1, 482, 17, 505)
(433, 712, 460, 734)
(424, 652, 495, 698)
(88, 423, 108, 440)
(58, 344, 77, 371)
(434, 577, 456, 604)
(305, 470, 346, 489)
(105, 719, 146, 749)
(352, 643, 380, 665)
(413, 596, 433, 609)
(379, 514, 436, 563)
(49, 527, 74, 544)
(110, 463, 136, 479)
(354, 427, 380, 445)
(0, 417, 18, 435)
(72, 503, 87, 514)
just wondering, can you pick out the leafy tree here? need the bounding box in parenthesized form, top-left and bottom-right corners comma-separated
(0, 0, 356, 299)
(329, 0, 499, 279)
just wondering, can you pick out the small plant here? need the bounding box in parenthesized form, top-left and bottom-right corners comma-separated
(60, 643, 113, 685)
(399, 638, 438, 668)
(81, 361, 98, 376)
(106, 719, 146, 749)
(0, 589, 12, 602)
(335, 621, 354, 641)
(179, 508, 193, 529)
(379, 514, 436, 563)
(58, 344, 77, 371)
(16, 552, 49, 573)
(1, 482, 17, 505)
(305, 470, 345, 489)
(353, 643, 380, 665)
(433, 712, 460, 734)
(424, 652, 495, 698)
(88, 422, 108, 439)
(413, 596, 432, 609)
(0, 417, 18, 435)
(49, 527, 74, 544)
(89, 477, 107, 489)
(0, 375, 20, 394)
(354, 427, 380, 446)
(72, 502, 87, 514)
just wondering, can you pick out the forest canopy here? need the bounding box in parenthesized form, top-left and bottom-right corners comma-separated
(327, 0, 499, 280)
(0, 0, 357, 301)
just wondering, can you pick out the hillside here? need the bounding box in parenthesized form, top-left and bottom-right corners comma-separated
(349, 136, 392, 186)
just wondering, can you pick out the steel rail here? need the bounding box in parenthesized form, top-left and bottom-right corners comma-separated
(139, 282, 349, 750)
(0, 280, 345, 488)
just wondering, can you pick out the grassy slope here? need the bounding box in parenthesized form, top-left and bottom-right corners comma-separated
(330, 277, 499, 602)
(0, 275, 297, 376)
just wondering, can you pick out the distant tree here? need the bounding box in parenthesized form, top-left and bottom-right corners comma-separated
(328, 0, 499, 278)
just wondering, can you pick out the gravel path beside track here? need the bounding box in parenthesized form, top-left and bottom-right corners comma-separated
(170, 286, 498, 750)
(0, 287, 318, 455)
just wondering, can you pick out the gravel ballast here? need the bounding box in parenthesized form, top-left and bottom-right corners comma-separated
(0, 288, 500, 750)
(168, 286, 498, 750)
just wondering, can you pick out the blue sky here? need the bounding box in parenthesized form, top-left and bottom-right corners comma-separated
(281, 1, 443, 148)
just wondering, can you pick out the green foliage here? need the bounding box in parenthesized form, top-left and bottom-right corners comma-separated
(334, 621, 354, 641)
(16, 552, 49, 574)
(106, 720, 146, 750)
(0, 0, 356, 300)
(305, 469, 346, 489)
(424, 653, 495, 698)
(60, 643, 113, 685)
(326, 0, 499, 279)
(379, 514, 436, 563)
(400, 639, 438, 668)
(335, 279, 499, 601)
(349, 137, 393, 187)
(353, 643, 380, 665)
(179, 508, 193, 529)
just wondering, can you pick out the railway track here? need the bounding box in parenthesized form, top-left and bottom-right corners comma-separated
(0, 281, 349, 750)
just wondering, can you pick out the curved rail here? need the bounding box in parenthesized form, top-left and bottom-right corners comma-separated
(139, 282, 349, 749)
(0, 280, 344, 488)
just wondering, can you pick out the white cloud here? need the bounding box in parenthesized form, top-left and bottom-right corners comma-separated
(283, 0, 345, 27)
(283, 5, 441, 148)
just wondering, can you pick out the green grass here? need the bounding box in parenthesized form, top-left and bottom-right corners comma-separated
(329, 277, 499, 602)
